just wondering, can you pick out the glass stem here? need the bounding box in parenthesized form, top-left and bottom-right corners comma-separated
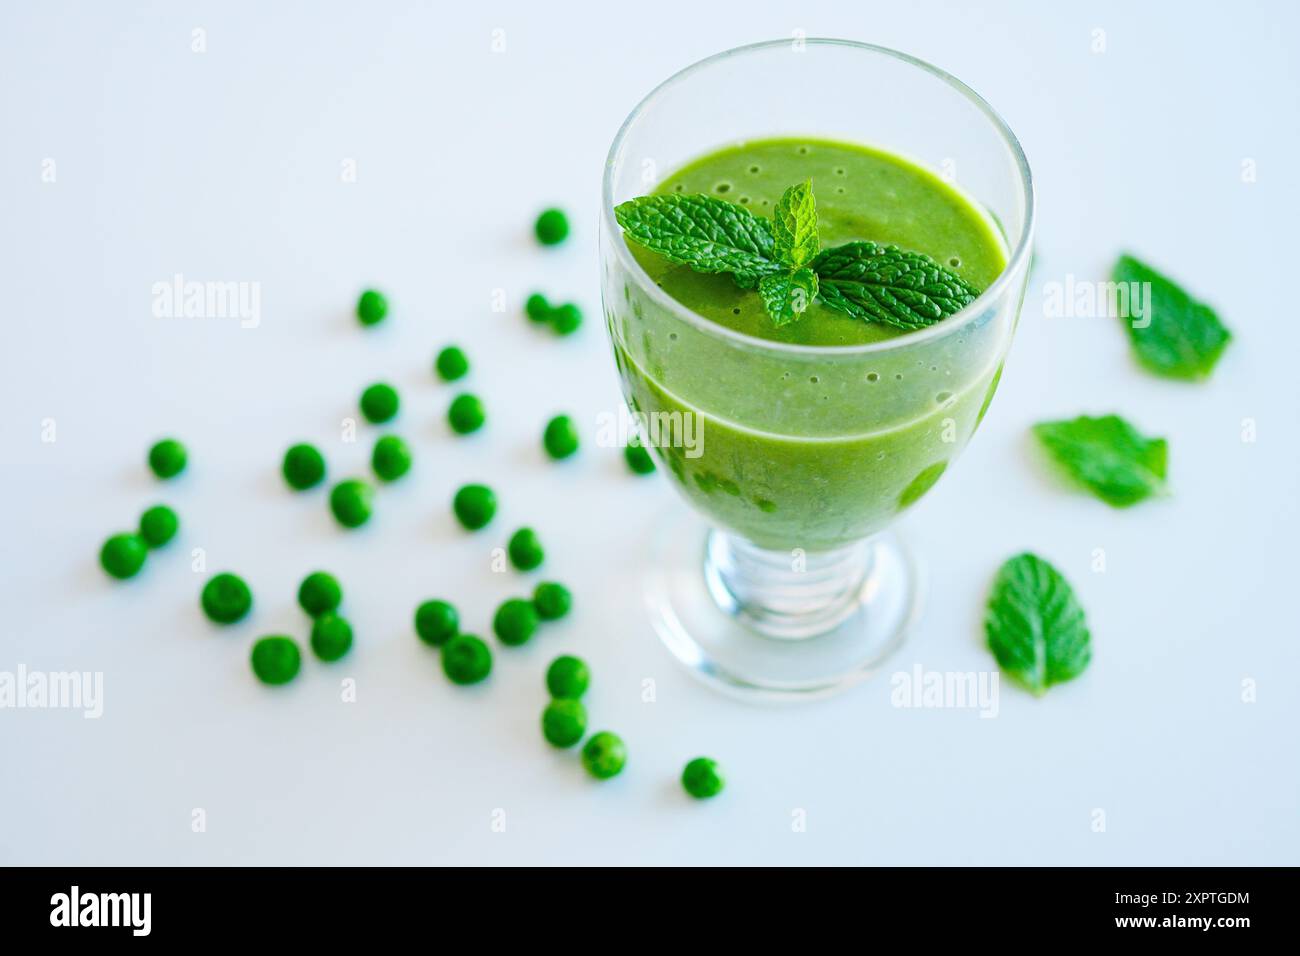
(703, 531, 876, 640)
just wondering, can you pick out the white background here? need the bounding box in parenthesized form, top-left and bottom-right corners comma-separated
(2, 0, 1296, 865)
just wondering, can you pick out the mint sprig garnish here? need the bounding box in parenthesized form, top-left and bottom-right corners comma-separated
(985, 553, 1092, 697)
(615, 180, 981, 328)
(1032, 414, 1168, 507)
(1112, 254, 1231, 381)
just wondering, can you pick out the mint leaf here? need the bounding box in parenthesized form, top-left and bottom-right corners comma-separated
(813, 241, 982, 330)
(758, 268, 818, 327)
(1033, 414, 1167, 507)
(1113, 254, 1231, 381)
(985, 553, 1092, 697)
(772, 179, 819, 269)
(614, 194, 780, 288)
(757, 180, 821, 323)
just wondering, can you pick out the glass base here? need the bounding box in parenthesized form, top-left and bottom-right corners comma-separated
(645, 510, 922, 702)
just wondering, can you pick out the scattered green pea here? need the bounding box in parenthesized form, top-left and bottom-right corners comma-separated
(550, 303, 582, 335)
(138, 505, 179, 548)
(524, 292, 552, 322)
(582, 731, 627, 780)
(414, 599, 458, 647)
(100, 533, 147, 580)
(356, 288, 388, 326)
(148, 438, 187, 479)
(624, 436, 656, 475)
(330, 479, 373, 528)
(493, 598, 539, 647)
(545, 654, 589, 699)
(542, 699, 587, 748)
(452, 484, 496, 530)
(297, 571, 342, 617)
(250, 635, 301, 685)
(360, 383, 399, 424)
(282, 443, 326, 490)
(371, 434, 412, 482)
(310, 613, 353, 662)
(542, 415, 579, 460)
(507, 527, 544, 571)
(441, 634, 492, 685)
(534, 208, 569, 246)
(435, 345, 469, 382)
(533, 582, 572, 621)
(201, 572, 253, 624)
(681, 757, 725, 799)
(448, 393, 485, 434)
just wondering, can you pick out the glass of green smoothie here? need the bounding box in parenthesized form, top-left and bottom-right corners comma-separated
(600, 39, 1033, 699)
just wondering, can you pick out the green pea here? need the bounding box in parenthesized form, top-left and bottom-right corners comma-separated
(624, 436, 656, 475)
(251, 635, 301, 685)
(356, 288, 388, 326)
(282, 443, 326, 490)
(534, 208, 569, 246)
(681, 757, 725, 799)
(507, 527, 544, 571)
(371, 434, 412, 482)
(310, 613, 353, 662)
(542, 415, 579, 460)
(298, 571, 342, 617)
(524, 292, 552, 322)
(414, 599, 458, 647)
(550, 303, 582, 336)
(330, 479, 373, 528)
(201, 572, 252, 624)
(533, 582, 572, 621)
(441, 634, 492, 685)
(148, 438, 187, 479)
(138, 505, 179, 549)
(452, 483, 496, 530)
(493, 598, 539, 647)
(100, 533, 147, 580)
(545, 654, 589, 699)
(542, 699, 587, 748)
(435, 345, 469, 382)
(360, 383, 400, 424)
(448, 393, 485, 434)
(582, 731, 627, 780)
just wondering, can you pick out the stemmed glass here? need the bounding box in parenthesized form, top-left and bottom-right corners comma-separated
(600, 39, 1034, 700)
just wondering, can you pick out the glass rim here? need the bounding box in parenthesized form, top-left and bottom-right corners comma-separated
(601, 38, 1036, 357)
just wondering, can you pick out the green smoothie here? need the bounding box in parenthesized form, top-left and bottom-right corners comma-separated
(607, 137, 1010, 551)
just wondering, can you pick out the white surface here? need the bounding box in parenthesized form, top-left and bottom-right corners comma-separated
(2, 0, 1297, 866)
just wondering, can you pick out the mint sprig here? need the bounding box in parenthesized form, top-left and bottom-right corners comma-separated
(615, 180, 981, 328)
(1112, 254, 1231, 381)
(985, 553, 1092, 696)
(1033, 414, 1168, 507)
